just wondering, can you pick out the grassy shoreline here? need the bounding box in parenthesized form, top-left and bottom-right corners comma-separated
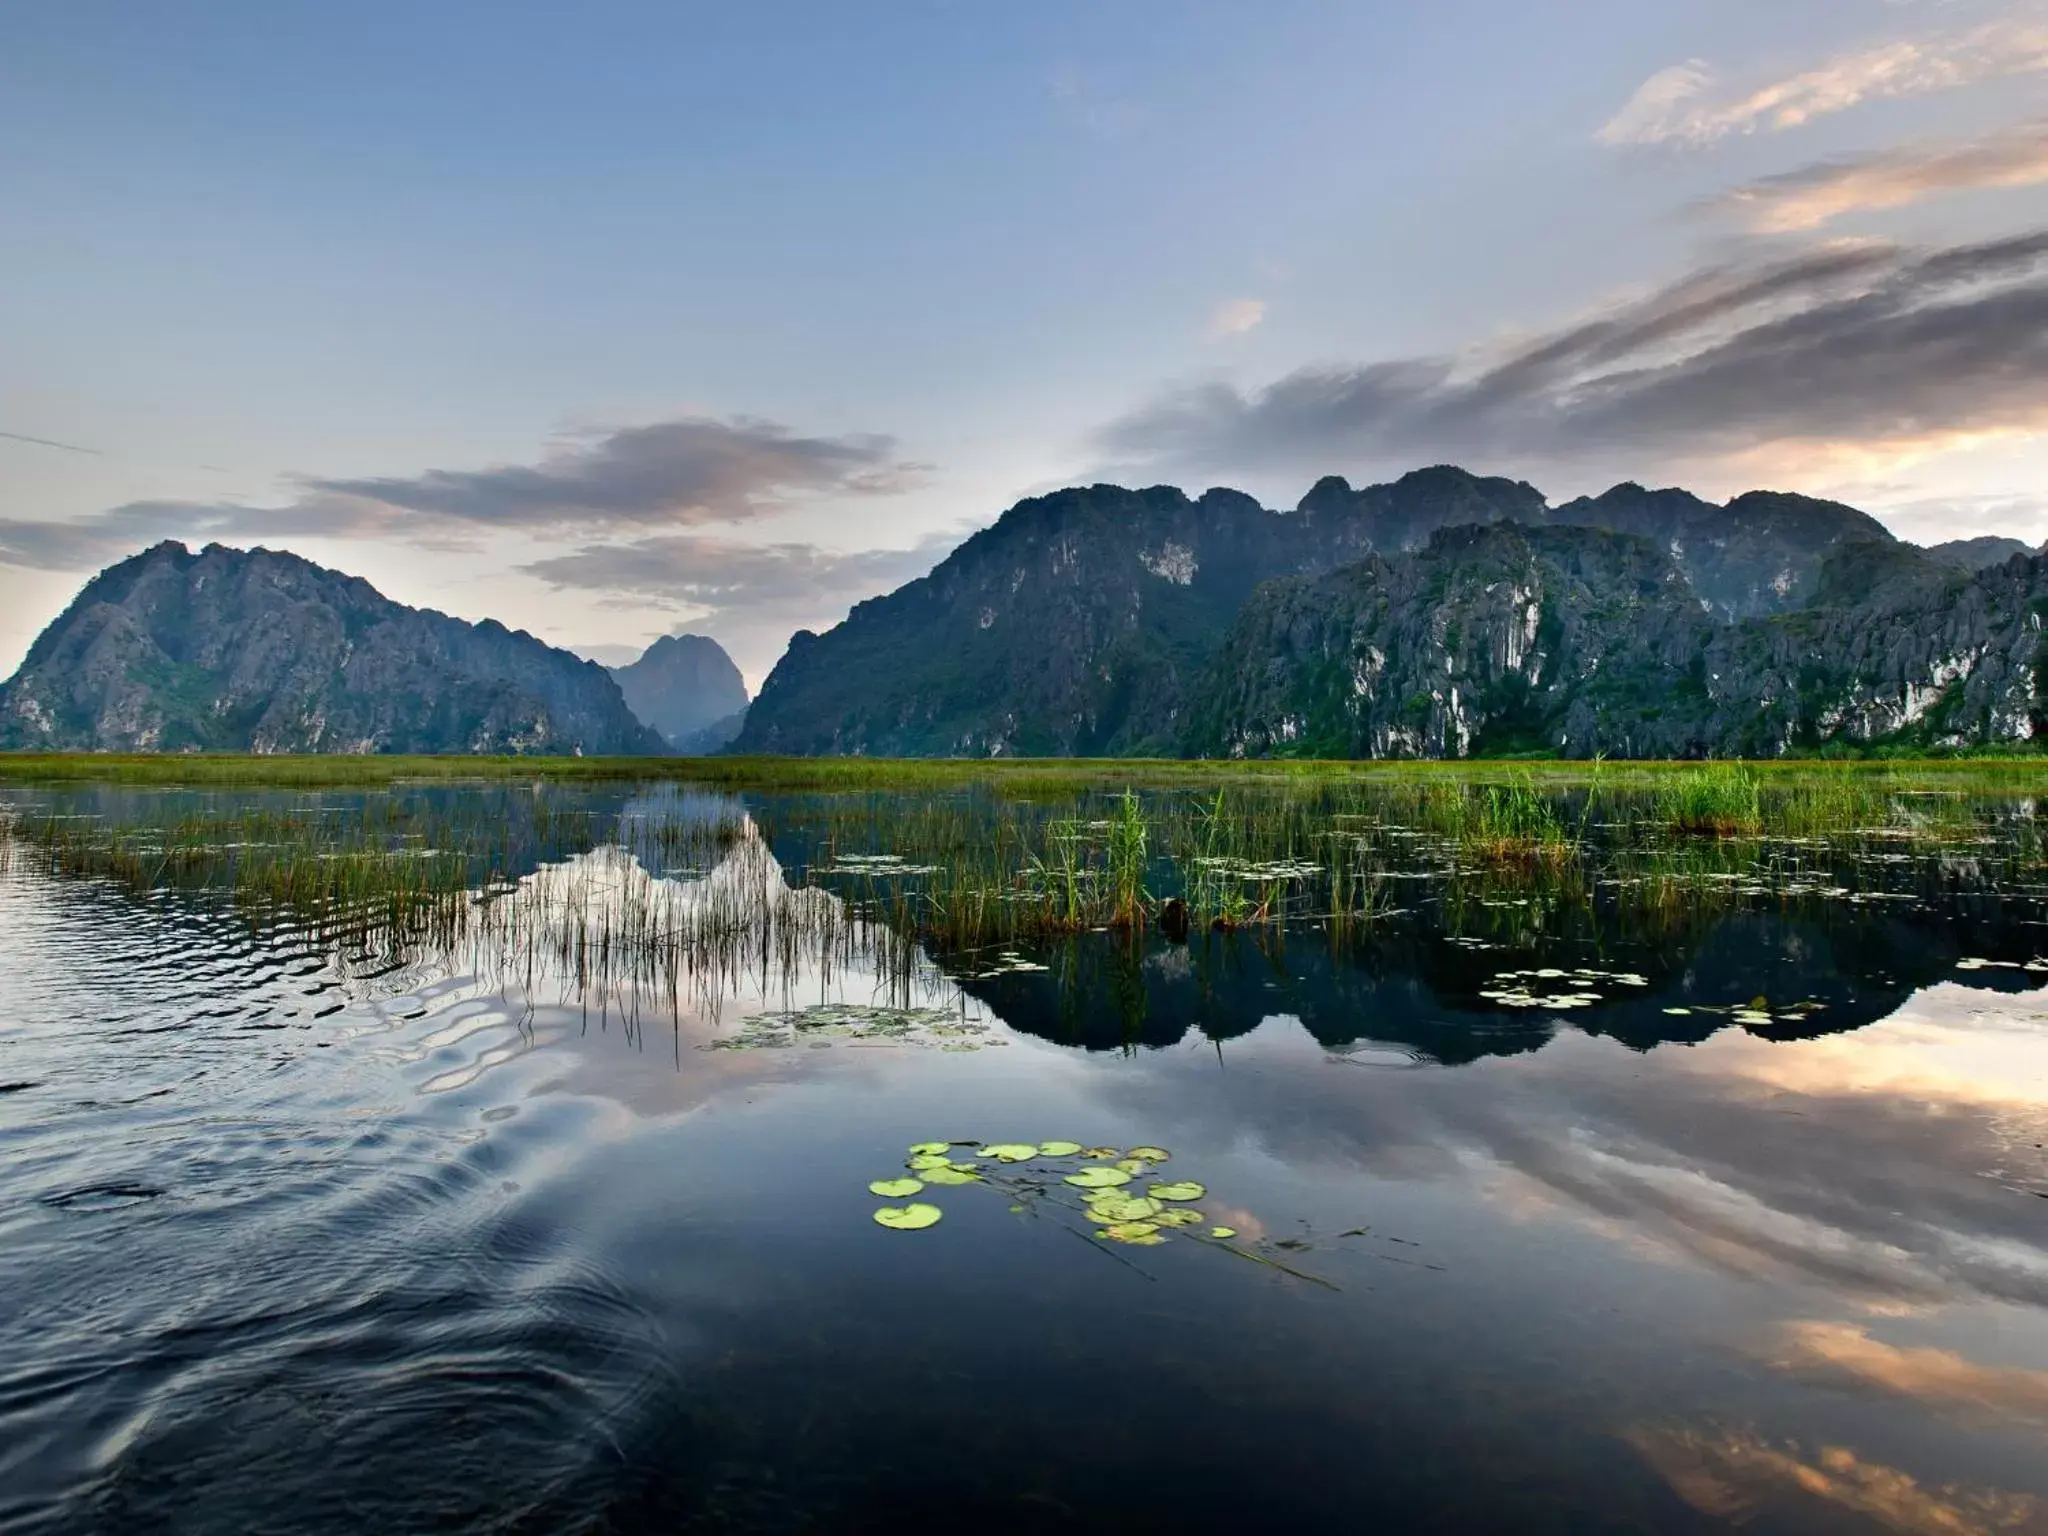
(1, 750, 2045, 790)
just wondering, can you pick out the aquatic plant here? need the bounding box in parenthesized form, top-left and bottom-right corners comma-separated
(1658, 763, 1763, 836)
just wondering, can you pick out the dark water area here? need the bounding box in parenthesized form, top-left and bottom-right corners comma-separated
(5, 780, 2048, 1533)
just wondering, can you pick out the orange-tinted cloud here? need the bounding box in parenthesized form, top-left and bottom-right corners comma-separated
(1709, 122, 2048, 233)
(1774, 1321, 2048, 1424)
(1626, 1424, 2042, 1535)
(1600, 24, 2048, 146)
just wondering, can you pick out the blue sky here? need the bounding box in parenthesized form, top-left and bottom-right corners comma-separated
(8, 0, 2048, 685)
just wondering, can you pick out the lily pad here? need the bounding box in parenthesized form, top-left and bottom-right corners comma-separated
(1102, 1221, 1164, 1245)
(869, 1177, 924, 1197)
(908, 1142, 950, 1156)
(984, 1143, 1039, 1163)
(1092, 1194, 1164, 1223)
(1209, 1226, 1238, 1239)
(1125, 1146, 1170, 1163)
(873, 1203, 943, 1231)
(907, 1154, 952, 1170)
(919, 1166, 981, 1186)
(1081, 1146, 1120, 1160)
(1149, 1181, 1207, 1202)
(1155, 1208, 1204, 1227)
(1037, 1140, 1083, 1157)
(1114, 1158, 1146, 1175)
(1065, 1167, 1132, 1189)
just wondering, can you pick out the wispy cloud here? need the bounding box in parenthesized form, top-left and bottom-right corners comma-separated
(309, 416, 928, 529)
(1627, 1424, 2038, 1534)
(1096, 231, 2048, 490)
(0, 429, 102, 457)
(1208, 298, 1266, 338)
(1600, 21, 2048, 147)
(1707, 120, 2048, 231)
(0, 414, 930, 574)
(1772, 1321, 2048, 1424)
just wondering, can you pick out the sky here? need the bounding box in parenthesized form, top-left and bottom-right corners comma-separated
(8, 0, 2048, 688)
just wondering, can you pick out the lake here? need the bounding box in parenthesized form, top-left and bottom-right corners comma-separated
(3, 769, 2047, 1533)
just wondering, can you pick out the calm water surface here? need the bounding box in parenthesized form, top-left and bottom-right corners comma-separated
(3, 783, 2048, 1533)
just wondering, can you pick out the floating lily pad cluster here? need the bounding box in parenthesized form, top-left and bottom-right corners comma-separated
(1478, 965, 1649, 1010)
(707, 1003, 1005, 1052)
(822, 853, 940, 877)
(867, 1138, 1238, 1245)
(1662, 996, 1829, 1027)
(1191, 856, 1324, 882)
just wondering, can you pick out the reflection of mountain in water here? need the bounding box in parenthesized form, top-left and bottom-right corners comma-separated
(946, 899, 2048, 1062)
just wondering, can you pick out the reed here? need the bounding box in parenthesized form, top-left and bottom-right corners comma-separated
(1657, 763, 1763, 836)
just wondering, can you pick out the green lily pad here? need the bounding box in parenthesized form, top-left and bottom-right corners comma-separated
(1065, 1167, 1132, 1189)
(1102, 1221, 1164, 1245)
(1114, 1158, 1146, 1175)
(907, 1142, 950, 1156)
(1155, 1208, 1203, 1227)
(984, 1143, 1039, 1163)
(1093, 1195, 1163, 1222)
(1126, 1146, 1170, 1163)
(1149, 1181, 1207, 1202)
(1209, 1226, 1238, 1240)
(1038, 1140, 1083, 1157)
(919, 1166, 981, 1186)
(907, 1153, 951, 1170)
(1081, 1146, 1120, 1160)
(869, 1177, 924, 1197)
(873, 1203, 942, 1230)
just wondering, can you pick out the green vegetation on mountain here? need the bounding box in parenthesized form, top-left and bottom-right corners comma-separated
(0, 541, 665, 755)
(737, 465, 2036, 759)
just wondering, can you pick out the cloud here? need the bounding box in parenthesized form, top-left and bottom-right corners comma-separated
(307, 416, 928, 529)
(0, 414, 929, 575)
(1773, 1321, 2048, 1424)
(1096, 230, 2048, 489)
(1208, 298, 1267, 337)
(1708, 121, 2048, 232)
(1596, 60, 1715, 147)
(0, 429, 102, 457)
(1626, 1425, 2038, 1534)
(1600, 22, 2048, 146)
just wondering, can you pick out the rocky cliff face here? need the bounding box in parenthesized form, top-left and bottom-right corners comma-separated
(1296, 474, 1892, 617)
(1186, 528, 2048, 758)
(735, 465, 1941, 757)
(0, 542, 666, 755)
(1184, 523, 1718, 758)
(733, 484, 1303, 756)
(609, 633, 749, 749)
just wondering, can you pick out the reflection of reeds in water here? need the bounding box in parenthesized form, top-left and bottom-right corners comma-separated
(5, 766, 2044, 1019)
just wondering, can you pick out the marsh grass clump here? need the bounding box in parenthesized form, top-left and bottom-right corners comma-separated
(1444, 775, 1575, 866)
(1658, 764, 1763, 837)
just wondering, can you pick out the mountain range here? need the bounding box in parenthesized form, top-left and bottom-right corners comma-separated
(734, 466, 2048, 757)
(5, 468, 2046, 757)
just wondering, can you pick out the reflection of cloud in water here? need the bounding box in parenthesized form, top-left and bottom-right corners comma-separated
(1625, 1424, 2041, 1535)
(1773, 1322, 2048, 1427)
(1074, 985, 2048, 1314)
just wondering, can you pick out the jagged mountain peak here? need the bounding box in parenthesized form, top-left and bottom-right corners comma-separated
(1, 542, 663, 755)
(609, 633, 749, 751)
